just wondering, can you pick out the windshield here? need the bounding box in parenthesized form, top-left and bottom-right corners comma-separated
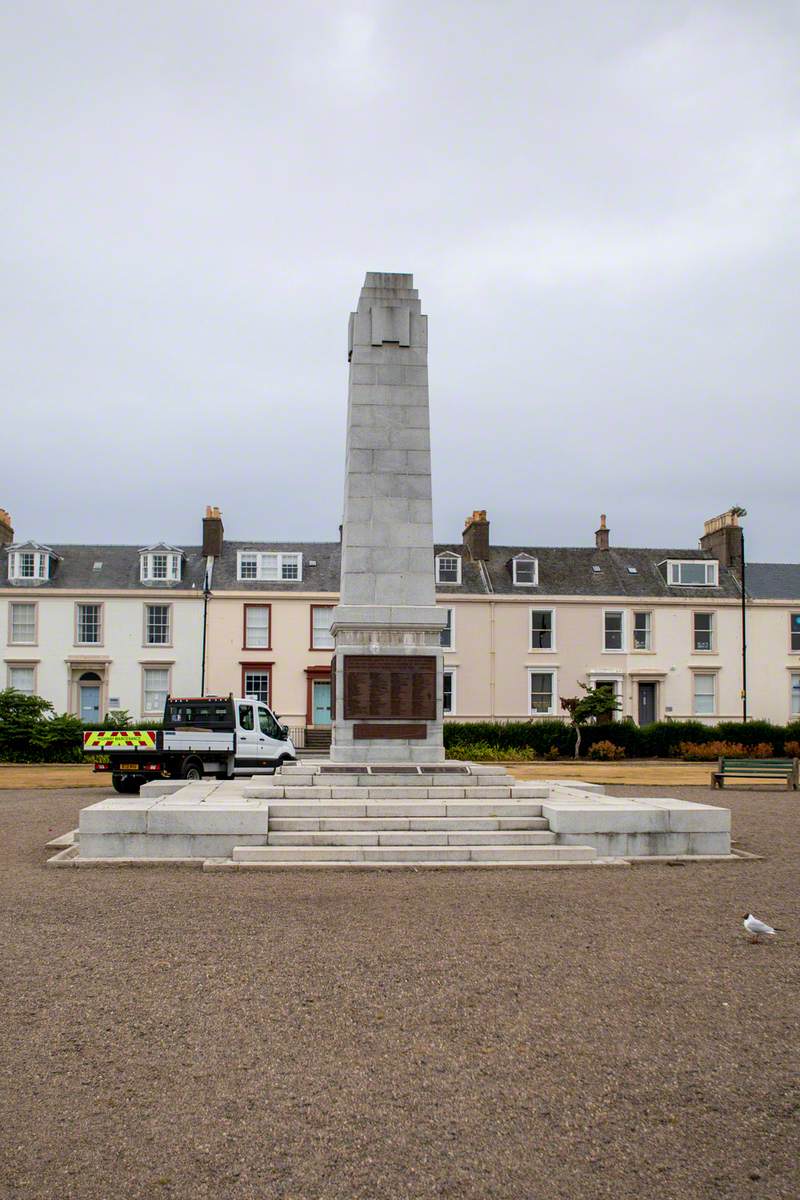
(167, 700, 232, 727)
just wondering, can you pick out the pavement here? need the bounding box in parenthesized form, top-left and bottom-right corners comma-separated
(0, 783, 798, 1199)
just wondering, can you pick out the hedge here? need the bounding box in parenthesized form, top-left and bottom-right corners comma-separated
(0, 689, 162, 764)
(444, 718, 800, 759)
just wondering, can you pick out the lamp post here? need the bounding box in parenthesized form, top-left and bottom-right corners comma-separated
(731, 506, 748, 723)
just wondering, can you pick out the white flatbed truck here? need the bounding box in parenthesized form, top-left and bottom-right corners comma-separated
(84, 695, 297, 794)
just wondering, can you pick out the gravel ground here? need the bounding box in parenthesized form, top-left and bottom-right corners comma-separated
(1, 786, 798, 1200)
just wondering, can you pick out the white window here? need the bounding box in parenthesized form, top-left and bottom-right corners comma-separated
(667, 560, 718, 586)
(443, 669, 456, 715)
(529, 608, 555, 650)
(236, 551, 303, 582)
(9, 603, 36, 644)
(145, 604, 171, 645)
(528, 669, 556, 715)
(435, 554, 461, 585)
(8, 665, 35, 694)
(440, 607, 455, 650)
(8, 550, 49, 581)
(512, 555, 538, 586)
(311, 606, 334, 650)
(633, 611, 652, 651)
(140, 552, 181, 582)
(791, 673, 800, 717)
(603, 610, 625, 651)
(693, 673, 716, 716)
(76, 603, 101, 645)
(245, 605, 271, 649)
(143, 668, 169, 714)
(693, 612, 714, 652)
(244, 670, 270, 704)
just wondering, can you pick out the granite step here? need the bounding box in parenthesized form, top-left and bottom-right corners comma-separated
(244, 781, 536, 799)
(267, 802, 544, 819)
(266, 830, 557, 847)
(232, 844, 595, 864)
(268, 816, 550, 832)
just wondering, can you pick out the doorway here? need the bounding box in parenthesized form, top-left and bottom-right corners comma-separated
(638, 681, 657, 725)
(79, 671, 102, 723)
(312, 679, 332, 726)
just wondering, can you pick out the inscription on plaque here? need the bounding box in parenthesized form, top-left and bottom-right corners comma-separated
(353, 723, 427, 740)
(343, 656, 436, 721)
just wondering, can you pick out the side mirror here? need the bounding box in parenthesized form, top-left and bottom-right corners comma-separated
(280, 724, 289, 740)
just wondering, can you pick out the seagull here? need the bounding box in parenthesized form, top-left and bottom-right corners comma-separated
(743, 913, 784, 941)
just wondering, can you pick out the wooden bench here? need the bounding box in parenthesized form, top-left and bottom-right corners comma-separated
(711, 757, 798, 789)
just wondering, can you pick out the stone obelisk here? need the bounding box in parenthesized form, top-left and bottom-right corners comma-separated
(330, 273, 446, 763)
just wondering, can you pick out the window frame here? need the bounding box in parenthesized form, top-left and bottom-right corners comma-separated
(8, 601, 37, 645)
(7, 550, 49, 581)
(236, 551, 304, 583)
(666, 559, 719, 587)
(602, 609, 626, 653)
(790, 613, 800, 654)
(632, 610, 653, 652)
(143, 603, 173, 647)
(310, 604, 334, 651)
(442, 667, 457, 716)
(527, 667, 558, 717)
(790, 671, 800, 719)
(241, 663, 273, 706)
(435, 553, 462, 586)
(512, 555, 539, 587)
(692, 671, 717, 717)
(6, 662, 37, 694)
(141, 664, 172, 716)
(140, 551, 181, 583)
(75, 601, 103, 647)
(439, 606, 455, 651)
(692, 610, 716, 653)
(529, 606, 555, 652)
(243, 603, 272, 650)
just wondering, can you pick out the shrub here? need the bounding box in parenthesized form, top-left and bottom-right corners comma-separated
(0, 689, 85, 763)
(587, 740, 625, 760)
(446, 741, 538, 762)
(783, 740, 800, 757)
(677, 740, 774, 761)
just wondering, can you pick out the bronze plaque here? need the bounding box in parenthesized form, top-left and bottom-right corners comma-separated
(353, 723, 428, 740)
(343, 656, 436, 721)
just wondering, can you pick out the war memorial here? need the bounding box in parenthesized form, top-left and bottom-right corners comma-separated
(47, 273, 732, 869)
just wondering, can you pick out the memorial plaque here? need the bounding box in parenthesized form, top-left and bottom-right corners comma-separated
(353, 723, 427, 740)
(344, 656, 436, 721)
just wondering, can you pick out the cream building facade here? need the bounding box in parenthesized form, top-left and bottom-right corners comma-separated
(3, 506, 799, 732)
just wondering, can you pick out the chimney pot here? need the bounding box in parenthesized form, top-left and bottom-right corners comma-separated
(202, 506, 224, 558)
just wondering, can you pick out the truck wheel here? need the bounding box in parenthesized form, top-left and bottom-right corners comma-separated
(181, 757, 204, 781)
(112, 774, 141, 795)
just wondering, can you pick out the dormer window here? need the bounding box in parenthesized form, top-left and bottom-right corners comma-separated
(139, 546, 182, 582)
(667, 560, 718, 587)
(237, 551, 303, 582)
(6, 544, 56, 582)
(435, 553, 461, 585)
(512, 555, 538, 586)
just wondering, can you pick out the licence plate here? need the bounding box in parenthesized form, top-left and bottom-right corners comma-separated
(120, 762, 139, 771)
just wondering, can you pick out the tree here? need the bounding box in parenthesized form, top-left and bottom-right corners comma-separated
(560, 682, 622, 758)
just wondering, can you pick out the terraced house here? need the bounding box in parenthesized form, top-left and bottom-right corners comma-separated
(2, 505, 798, 736)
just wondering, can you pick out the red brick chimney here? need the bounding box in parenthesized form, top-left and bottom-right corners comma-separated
(595, 513, 609, 551)
(0, 509, 14, 546)
(202, 506, 224, 557)
(700, 509, 743, 573)
(462, 510, 490, 561)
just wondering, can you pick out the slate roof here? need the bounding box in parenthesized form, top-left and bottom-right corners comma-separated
(746, 563, 800, 601)
(2, 540, 744, 599)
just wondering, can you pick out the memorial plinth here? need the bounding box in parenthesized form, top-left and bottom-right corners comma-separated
(330, 272, 446, 763)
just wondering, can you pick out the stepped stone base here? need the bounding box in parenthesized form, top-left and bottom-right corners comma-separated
(49, 759, 733, 868)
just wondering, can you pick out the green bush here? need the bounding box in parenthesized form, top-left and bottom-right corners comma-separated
(0, 689, 85, 763)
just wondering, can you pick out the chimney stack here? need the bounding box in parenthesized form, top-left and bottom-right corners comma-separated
(700, 509, 743, 573)
(202, 506, 224, 558)
(462, 510, 490, 561)
(0, 509, 14, 546)
(595, 513, 609, 551)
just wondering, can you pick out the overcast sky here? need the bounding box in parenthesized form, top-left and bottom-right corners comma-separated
(2, 2, 798, 558)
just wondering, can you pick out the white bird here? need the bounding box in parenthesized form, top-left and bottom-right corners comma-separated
(743, 913, 784, 940)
